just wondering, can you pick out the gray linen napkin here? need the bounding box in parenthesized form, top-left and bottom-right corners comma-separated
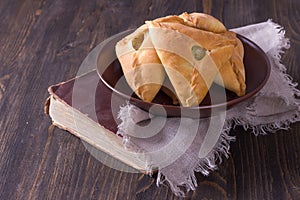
(117, 20, 300, 196)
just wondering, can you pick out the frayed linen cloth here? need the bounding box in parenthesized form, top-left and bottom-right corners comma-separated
(117, 20, 300, 196)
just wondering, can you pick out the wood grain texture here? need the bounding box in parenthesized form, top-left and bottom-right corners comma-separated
(0, 0, 299, 199)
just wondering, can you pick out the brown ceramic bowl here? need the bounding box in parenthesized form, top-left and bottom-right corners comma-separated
(97, 29, 270, 118)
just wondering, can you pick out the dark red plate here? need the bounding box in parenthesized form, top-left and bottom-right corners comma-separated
(97, 29, 270, 118)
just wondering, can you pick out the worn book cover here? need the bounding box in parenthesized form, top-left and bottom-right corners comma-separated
(45, 71, 149, 172)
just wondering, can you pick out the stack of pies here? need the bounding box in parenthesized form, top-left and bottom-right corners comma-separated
(115, 12, 246, 107)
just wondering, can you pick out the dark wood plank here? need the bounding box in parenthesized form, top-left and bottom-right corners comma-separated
(0, 0, 299, 199)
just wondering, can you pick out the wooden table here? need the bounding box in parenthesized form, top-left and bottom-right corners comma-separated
(1, 0, 299, 199)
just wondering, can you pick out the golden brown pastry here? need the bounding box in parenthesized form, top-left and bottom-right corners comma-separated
(214, 31, 246, 96)
(154, 12, 226, 33)
(147, 19, 236, 106)
(115, 24, 165, 102)
(115, 12, 246, 106)
(178, 12, 226, 33)
(178, 12, 246, 96)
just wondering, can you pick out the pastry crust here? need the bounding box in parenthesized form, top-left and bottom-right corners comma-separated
(178, 12, 246, 96)
(154, 12, 226, 33)
(115, 24, 165, 102)
(214, 31, 246, 96)
(148, 20, 235, 106)
(115, 12, 246, 106)
(179, 12, 227, 33)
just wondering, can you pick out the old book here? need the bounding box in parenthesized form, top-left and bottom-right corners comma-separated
(45, 70, 149, 172)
